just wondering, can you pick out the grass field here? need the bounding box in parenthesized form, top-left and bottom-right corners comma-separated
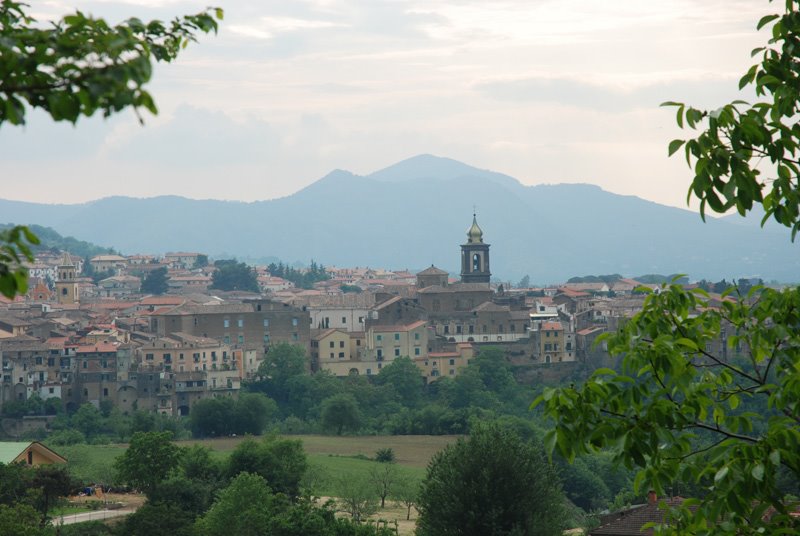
(58, 434, 459, 488)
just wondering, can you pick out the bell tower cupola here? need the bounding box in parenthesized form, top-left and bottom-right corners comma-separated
(460, 213, 491, 284)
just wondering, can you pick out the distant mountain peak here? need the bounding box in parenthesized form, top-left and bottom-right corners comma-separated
(367, 154, 521, 189)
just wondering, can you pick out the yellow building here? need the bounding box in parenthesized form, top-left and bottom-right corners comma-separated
(539, 321, 565, 363)
(0, 441, 66, 466)
(417, 343, 474, 381)
(55, 252, 79, 305)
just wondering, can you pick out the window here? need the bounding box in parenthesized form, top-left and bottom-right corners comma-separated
(394, 333, 400, 341)
(179, 353, 184, 360)
(49, 387, 54, 394)
(414, 347, 420, 356)
(377, 349, 383, 359)
(356, 339, 361, 346)
(415, 332, 420, 340)
(546, 331, 551, 337)
(378, 363, 382, 369)
(224, 336, 230, 344)
(444, 325, 449, 334)
(264, 334, 270, 343)
(329, 341, 335, 348)
(456, 325, 462, 334)
(237, 319, 243, 328)
(82, 361, 87, 369)
(338, 352, 345, 358)
(394, 348, 400, 357)
(47, 357, 55, 367)
(330, 352, 335, 359)
(103, 388, 108, 396)
(449, 359, 455, 365)
(263, 319, 269, 328)
(339, 341, 345, 348)
(238, 335, 244, 344)
(342, 316, 347, 324)
(450, 369, 455, 375)
(366, 368, 372, 375)
(292, 333, 298, 341)
(468, 325, 474, 334)
(292, 318, 298, 326)
(376, 334, 382, 342)
(358, 316, 364, 324)
(224, 319, 230, 328)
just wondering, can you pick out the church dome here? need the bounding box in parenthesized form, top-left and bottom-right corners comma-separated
(466, 214, 483, 244)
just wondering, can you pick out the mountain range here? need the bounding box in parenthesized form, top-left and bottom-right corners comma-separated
(2, 154, 798, 283)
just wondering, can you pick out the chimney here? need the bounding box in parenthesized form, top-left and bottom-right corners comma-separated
(648, 490, 657, 505)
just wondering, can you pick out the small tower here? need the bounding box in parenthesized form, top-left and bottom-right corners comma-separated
(460, 214, 491, 284)
(55, 252, 79, 305)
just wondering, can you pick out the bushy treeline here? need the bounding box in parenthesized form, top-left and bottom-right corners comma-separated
(237, 344, 538, 438)
(0, 223, 117, 259)
(267, 260, 330, 289)
(2, 432, 395, 536)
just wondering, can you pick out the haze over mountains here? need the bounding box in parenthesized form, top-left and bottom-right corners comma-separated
(2, 155, 798, 283)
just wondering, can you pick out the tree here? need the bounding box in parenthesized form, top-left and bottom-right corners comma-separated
(0, 503, 46, 536)
(368, 463, 399, 508)
(142, 267, 169, 295)
(320, 393, 361, 435)
(118, 501, 195, 536)
(226, 435, 308, 498)
(374, 356, 424, 407)
(114, 431, 183, 494)
(536, 4, 800, 534)
(0, 0, 221, 299)
(193, 254, 209, 269)
(335, 475, 378, 522)
(517, 274, 531, 288)
(210, 259, 259, 292)
(416, 424, 566, 536)
(71, 403, 102, 438)
(195, 472, 275, 536)
(30, 464, 74, 525)
(251, 343, 308, 406)
(393, 476, 419, 521)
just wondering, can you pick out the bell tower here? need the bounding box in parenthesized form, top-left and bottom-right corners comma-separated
(460, 214, 491, 284)
(55, 252, 79, 305)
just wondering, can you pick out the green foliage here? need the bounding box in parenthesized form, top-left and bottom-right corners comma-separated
(334, 474, 379, 521)
(0, 0, 222, 126)
(0, 503, 47, 536)
(320, 393, 362, 435)
(193, 254, 209, 269)
(368, 462, 399, 508)
(0, 224, 39, 298)
(226, 435, 308, 498)
(416, 423, 567, 536)
(195, 472, 274, 536)
(340, 284, 362, 293)
(141, 266, 169, 295)
(663, 3, 800, 238)
(375, 447, 396, 463)
(114, 431, 183, 494)
(210, 259, 259, 292)
(633, 273, 690, 285)
(536, 284, 800, 533)
(0, 224, 115, 259)
(189, 392, 277, 437)
(375, 356, 424, 407)
(517, 274, 531, 288)
(267, 260, 330, 289)
(117, 501, 195, 536)
(567, 274, 623, 284)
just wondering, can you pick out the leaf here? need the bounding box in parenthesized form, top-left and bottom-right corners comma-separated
(668, 139, 685, 156)
(714, 466, 729, 483)
(756, 14, 779, 30)
(751, 463, 764, 481)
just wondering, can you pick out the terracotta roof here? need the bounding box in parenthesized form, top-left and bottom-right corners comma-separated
(542, 321, 564, 331)
(417, 265, 449, 276)
(472, 302, 509, 313)
(591, 498, 685, 535)
(557, 287, 591, 298)
(371, 320, 427, 332)
(140, 296, 186, 306)
(76, 342, 119, 353)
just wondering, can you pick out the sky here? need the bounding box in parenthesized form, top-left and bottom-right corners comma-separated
(0, 0, 770, 208)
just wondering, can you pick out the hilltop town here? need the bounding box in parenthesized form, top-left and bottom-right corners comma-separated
(0, 215, 746, 432)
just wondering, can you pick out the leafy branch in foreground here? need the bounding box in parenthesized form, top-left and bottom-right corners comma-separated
(535, 283, 800, 534)
(663, 1, 800, 239)
(0, 225, 39, 298)
(0, 0, 223, 126)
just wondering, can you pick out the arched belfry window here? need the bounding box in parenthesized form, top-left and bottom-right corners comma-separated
(472, 253, 481, 272)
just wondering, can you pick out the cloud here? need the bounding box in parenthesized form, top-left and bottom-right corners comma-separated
(473, 74, 746, 113)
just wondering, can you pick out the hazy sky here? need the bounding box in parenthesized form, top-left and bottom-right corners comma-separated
(0, 0, 769, 208)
